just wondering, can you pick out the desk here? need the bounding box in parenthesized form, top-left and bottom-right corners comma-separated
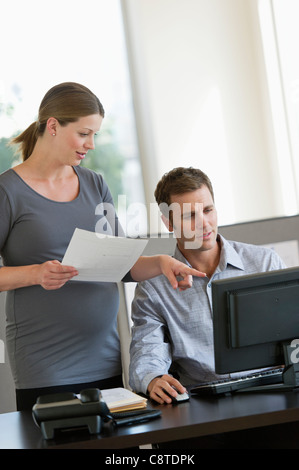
(1, 388, 299, 449)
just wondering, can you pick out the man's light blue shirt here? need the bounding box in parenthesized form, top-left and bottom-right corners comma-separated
(129, 235, 286, 394)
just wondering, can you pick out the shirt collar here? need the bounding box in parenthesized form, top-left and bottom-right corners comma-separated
(217, 234, 245, 272)
(173, 233, 245, 272)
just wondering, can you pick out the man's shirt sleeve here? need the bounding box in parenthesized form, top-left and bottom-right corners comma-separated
(129, 281, 172, 395)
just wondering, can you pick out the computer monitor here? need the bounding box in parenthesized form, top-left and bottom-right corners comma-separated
(212, 266, 299, 389)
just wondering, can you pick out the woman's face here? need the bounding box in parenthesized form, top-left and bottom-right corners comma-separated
(53, 114, 103, 166)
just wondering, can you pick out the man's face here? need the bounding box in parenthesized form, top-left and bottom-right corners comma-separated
(167, 185, 218, 252)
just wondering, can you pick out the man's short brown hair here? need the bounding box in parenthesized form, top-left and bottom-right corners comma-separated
(154, 167, 215, 208)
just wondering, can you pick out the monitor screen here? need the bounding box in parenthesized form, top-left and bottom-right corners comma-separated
(212, 266, 299, 380)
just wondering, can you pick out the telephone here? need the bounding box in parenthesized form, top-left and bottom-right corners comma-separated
(32, 388, 112, 439)
(32, 388, 161, 440)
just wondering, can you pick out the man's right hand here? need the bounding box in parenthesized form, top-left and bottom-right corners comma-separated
(147, 374, 187, 404)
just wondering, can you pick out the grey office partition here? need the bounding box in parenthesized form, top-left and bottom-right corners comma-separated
(218, 214, 299, 246)
(141, 214, 299, 256)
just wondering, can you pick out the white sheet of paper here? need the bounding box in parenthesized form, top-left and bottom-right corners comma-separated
(62, 228, 148, 282)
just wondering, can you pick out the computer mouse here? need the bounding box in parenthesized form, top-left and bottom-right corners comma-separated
(164, 387, 190, 403)
(171, 391, 190, 403)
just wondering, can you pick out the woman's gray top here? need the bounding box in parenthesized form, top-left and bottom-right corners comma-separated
(0, 166, 124, 389)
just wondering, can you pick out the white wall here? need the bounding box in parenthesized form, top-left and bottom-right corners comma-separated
(122, 0, 287, 227)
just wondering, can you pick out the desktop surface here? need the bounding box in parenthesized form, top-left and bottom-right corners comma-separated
(1, 387, 299, 449)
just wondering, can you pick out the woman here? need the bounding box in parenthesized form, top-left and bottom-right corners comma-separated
(0, 82, 203, 410)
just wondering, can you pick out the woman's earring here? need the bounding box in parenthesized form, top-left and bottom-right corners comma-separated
(52, 133, 56, 136)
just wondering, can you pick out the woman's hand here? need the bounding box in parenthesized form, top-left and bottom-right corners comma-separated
(159, 255, 206, 290)
(130, 255, 205, 289)
(0, 261, 78, 291)
(36, 260, 78, 290)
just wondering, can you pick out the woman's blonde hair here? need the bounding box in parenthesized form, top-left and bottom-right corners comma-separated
(11, 82, 105, 161)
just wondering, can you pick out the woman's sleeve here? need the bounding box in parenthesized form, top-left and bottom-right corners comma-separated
(96, 174, 125, 238)
(0, 186, 13, 259)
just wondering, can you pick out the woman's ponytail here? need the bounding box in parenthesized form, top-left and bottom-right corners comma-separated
(11, 121, 40, 161)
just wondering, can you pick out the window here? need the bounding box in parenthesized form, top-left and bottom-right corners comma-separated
(258, 0, 299, 215)
(0, 0, 144, 217)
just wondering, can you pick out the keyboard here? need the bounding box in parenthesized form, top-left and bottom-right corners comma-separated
(190, 368, 284, 396)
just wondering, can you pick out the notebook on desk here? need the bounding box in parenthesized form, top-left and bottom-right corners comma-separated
(101, 387, 147, 412)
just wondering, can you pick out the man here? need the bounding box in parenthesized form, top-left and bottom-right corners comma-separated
(129, 167, 285, 404)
